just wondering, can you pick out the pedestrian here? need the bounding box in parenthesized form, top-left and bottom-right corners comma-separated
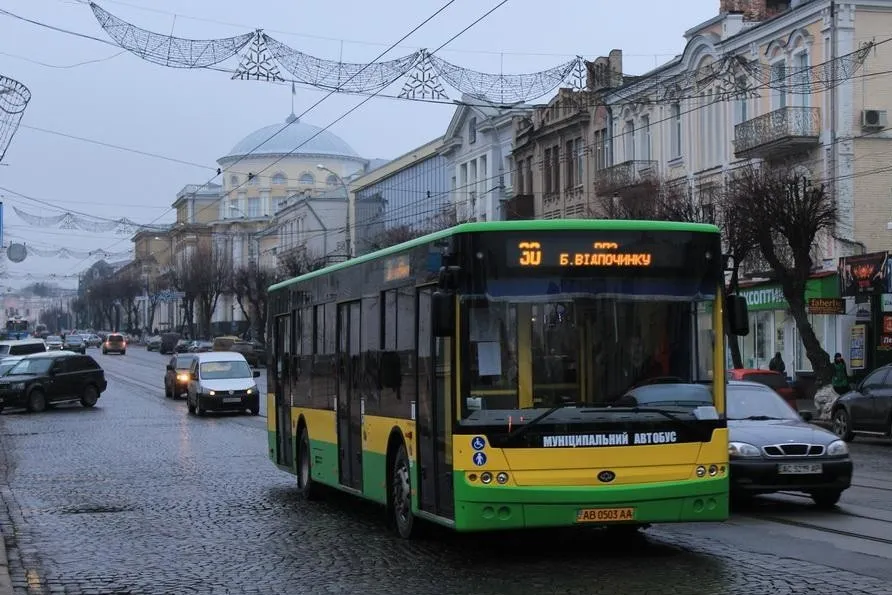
(831, 353, 850, 395)
(768, 351, 786, 374)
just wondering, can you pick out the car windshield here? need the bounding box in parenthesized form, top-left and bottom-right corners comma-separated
(622, 383, 713, 408)
(108, 335, 123, 341)
(175, 356, 193, 369)
(66, 335, 84, 343)
(727, 386, 799, 420)
(47, 336, 61, 342)
(0, 359, 22, 376)
(199, 360, 251, 380)
(9, 358, 53, 376)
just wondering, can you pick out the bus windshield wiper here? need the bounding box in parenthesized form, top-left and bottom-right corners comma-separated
(506, 403, 578, 441)
(604, 407, 698, 431)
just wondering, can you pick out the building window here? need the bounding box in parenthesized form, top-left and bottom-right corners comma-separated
(272, 197, 285, 213)
(271, 173, 286, 185)
(230, 175, 239, 186)
(734, 77, 748, 125)
(326, 174, 340, 187)
(544, 148, 553, 194)
(670, 103, 682, 159)
(515, 160, 524, 195)
(468, 117, 477, 144)
(298, 172, 315, 185)
(247, 196, 261, 218)
(551, 146, 559, 192)
(792, 51, 811, 108)
(771, 59, 787, 110)
(624, 119, 635, 162)
(575, 138, 584, 186)
(248, 174, 259, 186)
(594, 128, 608, 170)
(641, 115, 651, 161)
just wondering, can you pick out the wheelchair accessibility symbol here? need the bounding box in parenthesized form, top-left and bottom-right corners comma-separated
(471, 436, 485, 451)
(472, 452, 487, 466)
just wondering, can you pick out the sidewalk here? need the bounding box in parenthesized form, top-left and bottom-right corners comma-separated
(0, 533, 12, 595)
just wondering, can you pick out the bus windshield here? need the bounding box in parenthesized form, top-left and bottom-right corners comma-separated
(459, 292, 716, 423)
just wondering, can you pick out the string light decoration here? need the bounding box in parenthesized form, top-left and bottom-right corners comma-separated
(20, 246, 132, 259)
(86, 2, 876, 106)
(89, 2, 253, 68)
(12, 206, 166, 235)
(0, 74, 31, 163)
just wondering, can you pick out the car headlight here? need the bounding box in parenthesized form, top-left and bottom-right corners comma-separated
(10, 382, 24, 390)
(208, 390, 216, 396)
(176, 373, 189, 382)
(246, 387, 256, 395)
(729, 441, 761, 458)
(827, 440, 849, 456)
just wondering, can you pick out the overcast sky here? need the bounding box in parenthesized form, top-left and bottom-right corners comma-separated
(0, 0, 715, 287)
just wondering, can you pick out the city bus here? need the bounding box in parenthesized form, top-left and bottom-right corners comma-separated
(5, 317, 29, 340)
(265, 220, 749, 538)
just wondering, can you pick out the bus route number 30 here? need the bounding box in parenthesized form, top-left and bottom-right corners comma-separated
(575, 507, 635, 523)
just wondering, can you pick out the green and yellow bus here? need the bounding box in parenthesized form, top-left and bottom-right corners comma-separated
(266, 219, 749, 538)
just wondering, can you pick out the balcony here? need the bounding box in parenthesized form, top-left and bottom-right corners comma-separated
(594, 160, 658, 193)
(733, 106, 821, 159)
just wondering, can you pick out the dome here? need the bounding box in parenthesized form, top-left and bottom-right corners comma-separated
(220, 114, 361, 162)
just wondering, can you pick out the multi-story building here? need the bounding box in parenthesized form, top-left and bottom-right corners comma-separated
(511, 51, 625, 219)
(350, 136, 450, 255)
(442, 95, 530, 222)
(593, 0, 892, 373)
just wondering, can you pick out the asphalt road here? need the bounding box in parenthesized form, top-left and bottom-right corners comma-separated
(0, 347, 891, 594)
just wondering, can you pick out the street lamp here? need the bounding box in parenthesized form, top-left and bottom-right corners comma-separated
(317, 164, 352, 258)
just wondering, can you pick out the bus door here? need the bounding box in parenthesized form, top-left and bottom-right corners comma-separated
(274, 314, 293, 468)
(336, 301, 363, 490)
(416, 287, 455, 519)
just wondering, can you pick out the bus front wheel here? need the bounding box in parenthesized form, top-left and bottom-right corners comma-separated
(390, 442, 416, 539)
(297, 426, 319, 500)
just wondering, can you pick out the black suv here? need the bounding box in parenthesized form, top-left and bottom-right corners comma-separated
(0, 352, 108, 413)
(62, 334, 87, 354)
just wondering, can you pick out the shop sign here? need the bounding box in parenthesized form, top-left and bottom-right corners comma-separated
(838, 252, 890, 296)
(740, 286, 786, 311)
(882, 294, 892, 312)
(808, 298, 844, 315)
(850, 324, 866, 370)
(884, 315, 892, 334)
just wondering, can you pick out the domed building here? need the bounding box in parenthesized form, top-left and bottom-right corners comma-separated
(157, 114, 377, 337)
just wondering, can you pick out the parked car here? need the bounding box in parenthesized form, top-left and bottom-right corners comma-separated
(102, 333, 127, 355)
(62, 334, 87, 354)
(185, 352, 260, 416)
(726, 368, 797, 409)
(84, 334, 103, 348)
(0, 351, 108, 413)
(146, 336, 162, 352)
(187, 340, 213, 353)
(830, 363, 892, 441)
(619, 380, 852, 508)
(164, 354, 196, 399)
(174, 339, 190, 354)
(45, 335, 64, 351)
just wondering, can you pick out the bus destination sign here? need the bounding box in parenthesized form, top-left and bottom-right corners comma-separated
(510, 239, 654, 269)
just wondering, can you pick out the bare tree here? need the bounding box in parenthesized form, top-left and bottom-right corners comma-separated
(114, 271, 143, 333)
(230, 266, 276, 343)
(167, 261, 197, 339)
(188, 242, 232, 339)
(728, 164, 837, 383)
(277, 250, 327, 281)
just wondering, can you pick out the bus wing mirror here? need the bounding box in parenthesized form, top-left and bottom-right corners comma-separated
(432, 291, 454, 337)
(727, 295, 750, 336)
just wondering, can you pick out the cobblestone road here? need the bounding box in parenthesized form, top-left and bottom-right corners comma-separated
(0, 347, 890, 594)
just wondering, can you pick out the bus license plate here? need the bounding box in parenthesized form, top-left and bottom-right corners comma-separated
(223, 397, 241, 404)
(778, 463, 822, 474)
(576, 507, 635, 523)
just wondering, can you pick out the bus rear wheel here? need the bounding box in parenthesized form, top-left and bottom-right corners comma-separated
(390, 442, 416, 539)
(297, 426, 318, 500)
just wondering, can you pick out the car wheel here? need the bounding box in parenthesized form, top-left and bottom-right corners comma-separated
(297, 426, 319, 500)
(811, 490, 842, 509)
(164, 384, 171, 399)
(26, 389, 46, 413)
(187, 398, 195, 415)
(832, 408, 854, 442)
(80, 385, 99, 408)
(390, 442, 417, 539)
(249, 407, 259, 416)
(121, 350, 126, 355)
(102, 349, 107, 355)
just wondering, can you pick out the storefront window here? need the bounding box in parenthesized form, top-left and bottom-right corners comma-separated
(751, 311, 773, 368)
(796, 314, 828, 372)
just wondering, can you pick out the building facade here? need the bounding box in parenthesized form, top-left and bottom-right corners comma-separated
(441, 95, 529, 222)
(350, 136, 450, 255)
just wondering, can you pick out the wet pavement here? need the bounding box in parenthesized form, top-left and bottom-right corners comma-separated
(0, 347, 891, 594)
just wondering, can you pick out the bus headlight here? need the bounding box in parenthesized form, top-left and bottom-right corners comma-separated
(496, 472, 509, 484)
(480, 472, 493, 484)
(696, 465, 706, 477)
(729, 442, 761, 458)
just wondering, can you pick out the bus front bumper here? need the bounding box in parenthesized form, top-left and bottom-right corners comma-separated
(451, 476, 728, 531)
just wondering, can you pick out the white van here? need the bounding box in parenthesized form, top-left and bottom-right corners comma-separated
(184, 351, 260, 417)
(0, 339, 46, 356)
